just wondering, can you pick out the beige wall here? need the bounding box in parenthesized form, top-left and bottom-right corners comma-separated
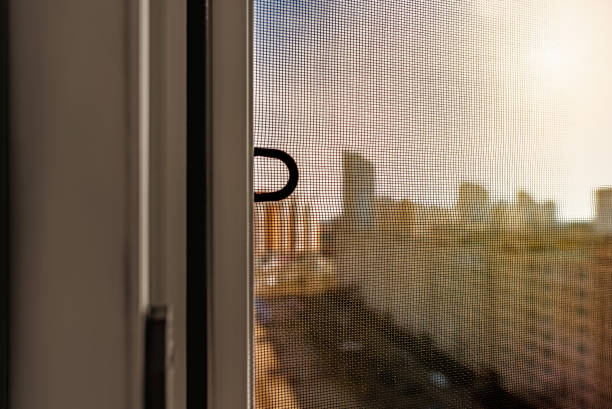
(9, 0, 144, 408)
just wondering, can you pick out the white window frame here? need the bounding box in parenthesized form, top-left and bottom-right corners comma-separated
(206, 0, 252, 408)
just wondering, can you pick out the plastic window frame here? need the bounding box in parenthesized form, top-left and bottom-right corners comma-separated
(187, 0, 252, 408)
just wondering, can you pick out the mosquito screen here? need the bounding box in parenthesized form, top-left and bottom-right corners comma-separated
(252, 1, 612, 408)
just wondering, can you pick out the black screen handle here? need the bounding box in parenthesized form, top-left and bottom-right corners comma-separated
(254, 148, 299, 202)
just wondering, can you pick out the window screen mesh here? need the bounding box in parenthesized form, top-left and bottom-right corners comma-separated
(252, 1, 612, 408)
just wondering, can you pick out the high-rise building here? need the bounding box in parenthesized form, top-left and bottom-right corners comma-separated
(286, 198, 297, 257)
(490, 232, 599, 409)
(539, 200, 556, 227)
(591, 240, 612, 407)
(263, 202, 281, 256)
(343, 151, 375, 230)
(302, 204, 312, 253)
(595, 188, 612, 234)
(458, 182, 490, 224)
(253, 199, 322, 269)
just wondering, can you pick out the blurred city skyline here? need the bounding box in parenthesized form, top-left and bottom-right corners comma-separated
(252, 2, 612, 408)
(254, 0, 612, 221)
(253, 150, 612, 409)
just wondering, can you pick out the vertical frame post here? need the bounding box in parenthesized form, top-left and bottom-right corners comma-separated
(0, 0, 8, 405)
(187, 0, 251, 407)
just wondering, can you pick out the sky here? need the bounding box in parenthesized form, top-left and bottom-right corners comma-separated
(253, 0, 612, 221)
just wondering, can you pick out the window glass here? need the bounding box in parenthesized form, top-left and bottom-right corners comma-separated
(252, 1, 612, 408)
